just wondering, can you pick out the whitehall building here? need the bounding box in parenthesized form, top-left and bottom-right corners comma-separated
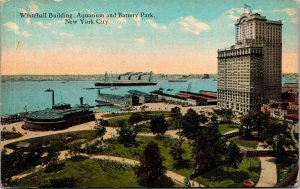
(217, 10, 282, 114)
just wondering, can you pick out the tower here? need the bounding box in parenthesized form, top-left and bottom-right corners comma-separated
(217, 11, 282, 114)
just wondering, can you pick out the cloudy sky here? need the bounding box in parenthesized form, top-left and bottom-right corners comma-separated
(1, 0, 298, 75)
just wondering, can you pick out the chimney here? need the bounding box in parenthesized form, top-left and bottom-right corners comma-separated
(52, 91, 55, 106)
(80, 97, 83, 106)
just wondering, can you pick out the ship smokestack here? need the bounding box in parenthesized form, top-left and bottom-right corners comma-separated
(80, 97, 83, 106)
(52, 92, 55, 106)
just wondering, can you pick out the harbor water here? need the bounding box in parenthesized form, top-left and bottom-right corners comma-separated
(1, 77, 297, 115)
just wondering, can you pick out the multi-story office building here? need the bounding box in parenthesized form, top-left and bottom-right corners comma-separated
(217, 11, 282, 114)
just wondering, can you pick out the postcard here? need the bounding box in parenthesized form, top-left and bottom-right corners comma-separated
(1, 0, 299, 188)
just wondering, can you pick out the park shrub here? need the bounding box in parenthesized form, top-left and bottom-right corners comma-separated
(99, 119, 110, 126)
(45, 162, 65, 173)
(1, 131, 23, 140)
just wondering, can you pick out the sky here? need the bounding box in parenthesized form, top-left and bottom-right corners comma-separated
(1, 0, 299, 75)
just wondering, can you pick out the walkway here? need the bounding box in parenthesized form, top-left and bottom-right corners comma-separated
(138, 129, 181, 139)
(5, 115, 277, 187)
(6, 125, 202, 187)
(1, 122, 118, 150)
(223, 128, 239, 135)
(1, 121, 96, 150)
(88, 154, 203, 187)
(255, 142, 277, 187)
(13, 150, 203, 187)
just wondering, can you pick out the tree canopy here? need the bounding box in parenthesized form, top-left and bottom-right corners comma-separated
(240, 112, 269, 139)
(264, 121, 295, 154)
(192, 123, 226, 172)
(150, 115, 169, 136)
(117, 124, 141, 145)
(181, 108, 200, 140)
(135, 141, 167, 186)
(224, 141, 243, 176)
(128, 112, 144, 125)
(169, 138, 185, 165)
(213, 108, 233, 124)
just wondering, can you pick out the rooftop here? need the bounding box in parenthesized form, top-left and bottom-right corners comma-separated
(26, 104, 93, 120)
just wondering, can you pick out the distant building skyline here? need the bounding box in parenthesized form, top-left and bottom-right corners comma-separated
(1, 0, 298, 75)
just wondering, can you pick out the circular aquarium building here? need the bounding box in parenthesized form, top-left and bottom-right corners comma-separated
(23, 100, 95, 131)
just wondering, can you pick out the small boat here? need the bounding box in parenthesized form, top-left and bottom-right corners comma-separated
(168, 79, 187, 82)
(167, 88, 173, 91)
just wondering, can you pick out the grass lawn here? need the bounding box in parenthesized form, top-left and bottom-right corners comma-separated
(107, 115, 131, 126)
(102, 111, 170, 118)
(12, 158, 141, 188)
(5, 130, 98, 151)
(218, 124, 239, 134)
(104, 136, 194, 177)
(106, 112, 170, 127)
(195, 157, 261, 187)
(276, 156, 298, 183)
(229, 137, 259, 149)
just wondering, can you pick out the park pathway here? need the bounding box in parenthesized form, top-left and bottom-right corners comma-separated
(255, 142, 277, 187)
(138, 129, 181, 139)
(13, 150, 203, 187)
(7, 127, 203, 187)
(223, 128, 239, 135)
(88, 154, 203, 187)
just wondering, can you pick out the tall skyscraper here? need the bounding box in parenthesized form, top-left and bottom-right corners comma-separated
(217, 11, 282, 114)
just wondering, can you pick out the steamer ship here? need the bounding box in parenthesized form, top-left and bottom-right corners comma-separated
(95, 72, 157, 86)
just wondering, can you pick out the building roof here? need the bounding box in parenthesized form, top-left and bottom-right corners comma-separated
(26, 105, 93, 121)
(128, 90, 150, 96)
(199, 90, 218, 98)
(151, 91, 187, 100)
(177, 91, 217, 100)
(285, 114, 299, 121)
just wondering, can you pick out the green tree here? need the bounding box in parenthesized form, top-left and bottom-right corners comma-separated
(240, 112, 270, 139)
(169, 138, 185, 165)
(135, 141, 167, 186)
(117, 120, 126, 128)
(210, 114, 218, 124)
(95, 125, 106, 137)
(117, 124, 141, 145)
(150, 115, 169, 137)
(192, 123, 226, 172)
(254, 113, 269, 138)
(224, 141, 243, 176)
(240, 112, 255, 138)
(128, 112, 144, 125)
(213, 108, 233, 124)
(69, 144, 81, 157)
(199, 113, 208, 124)
(181, 109, 200, 140)
(98, 119, 110, 126)
(170, 107, 183, 130)
(45, 147, 60, 164)
(265, 121, 295, 154)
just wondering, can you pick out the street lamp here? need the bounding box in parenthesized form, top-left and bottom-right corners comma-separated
(44, 88, 55, 106)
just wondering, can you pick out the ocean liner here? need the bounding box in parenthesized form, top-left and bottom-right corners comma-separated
(95, 72, 157, 86)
